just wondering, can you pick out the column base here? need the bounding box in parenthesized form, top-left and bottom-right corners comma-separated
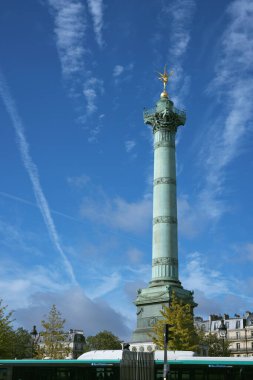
(149, 279, 182, 288)
(131, 282, 197, 344)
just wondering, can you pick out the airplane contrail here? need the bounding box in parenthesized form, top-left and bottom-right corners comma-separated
(0, 191, 81, 223)
(0, 69, 77, 285)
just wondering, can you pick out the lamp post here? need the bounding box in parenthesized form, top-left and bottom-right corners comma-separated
(218, 319, 227, 356)
(245, 328, 248, 357)
(163, 324, 172, 380)
(30, 325, 39, 358)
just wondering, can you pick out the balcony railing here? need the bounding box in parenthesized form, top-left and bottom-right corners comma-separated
(143, 106, 186, 120)
(227, 336, 253, 341)
(230, 347, 253, 354)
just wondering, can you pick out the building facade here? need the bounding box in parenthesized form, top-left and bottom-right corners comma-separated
(131, 69, 196, 347)
(37, 329, 86, 359)
(195, 312, 253, 357)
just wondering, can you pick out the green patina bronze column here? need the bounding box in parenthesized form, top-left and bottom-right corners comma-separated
(145, 69, 185, 286)
(131, 68, 196, 347)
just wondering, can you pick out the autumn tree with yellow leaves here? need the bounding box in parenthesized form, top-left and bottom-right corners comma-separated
(151, 293, 199, 351)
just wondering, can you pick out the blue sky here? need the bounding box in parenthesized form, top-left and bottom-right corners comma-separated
(0, 0, 253, 341)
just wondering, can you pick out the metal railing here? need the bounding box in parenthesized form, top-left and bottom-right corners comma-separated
(143, 106, 186, 120)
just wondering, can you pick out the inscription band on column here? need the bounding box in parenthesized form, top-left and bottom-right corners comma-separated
(153, 216, 177, 225)
(154, 141, 175, 149)
(154, 177, 176, 186)
(152, 257, 178, 266)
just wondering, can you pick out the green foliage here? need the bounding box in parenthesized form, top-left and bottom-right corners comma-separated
(0, 299, 14, 358)
(198, 332, 230, 357)
(151, 293, 199, 351)
(84, 330, 121, 351)
(36, 304, 70, 359)
(11, 328, 33, 359)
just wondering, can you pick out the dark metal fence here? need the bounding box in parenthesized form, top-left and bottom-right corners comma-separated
(120, 351, 154, 380)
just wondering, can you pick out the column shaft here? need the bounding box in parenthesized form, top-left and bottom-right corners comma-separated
(151, 128, 179, 283)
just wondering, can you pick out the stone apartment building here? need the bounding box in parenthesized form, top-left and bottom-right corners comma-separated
(195, 311, 253, 357)
(36, 329, 86, 359)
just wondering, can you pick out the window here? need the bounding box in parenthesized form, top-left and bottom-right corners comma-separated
(236, 320, 241, 329)
(236, 332, 240, 339)
(236, 343, 240, 351)
(251, 331, 253, 338)
(251, 342, 253, 349)
(214, 322, 218, 330)
(0, 368, 11, 380)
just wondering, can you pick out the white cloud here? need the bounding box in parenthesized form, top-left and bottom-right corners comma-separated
(47, 0, 104, 136)
(198, 0, 253, 221)
(88, 272, 121, 299)
(182, 251, 230, 297)
(67, 174, 90, 189)
(87, 0, 104, 47)
(127, 248, 144, 264)
(113, 63, 134, 85)
(113, 65, 124, 77)
(181, 250, 253, 317)
(167, 0, 195, 59)
(0, 70, 76, 285)
(238, 243, 253, 262)
(14, 287, 130, 339)
(48, 0, 87, 77)
(160, 0, 196, 103)
(83, 76, 104, 115)
(80, 193, 152, 234)
(177, 192, 225, 238)
(177, 195, 203, 238)
(0, 219, 45, 260)
(125, 140, 136, 153)
(0, 259, 68, 309)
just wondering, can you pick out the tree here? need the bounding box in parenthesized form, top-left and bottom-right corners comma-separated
(198, 332, 230, 357)
(85, 330, 122, 351)
(11, 328, 33, 359)
(36, 304, 70, 359)
(0, 299, 14, 358)
(151, 293, 199, 351)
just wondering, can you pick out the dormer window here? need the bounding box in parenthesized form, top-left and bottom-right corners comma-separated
(236, 320, 240, 329)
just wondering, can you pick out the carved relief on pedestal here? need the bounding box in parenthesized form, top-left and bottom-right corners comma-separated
(136, 307, 143, 316)
(148, 317, 158, 327)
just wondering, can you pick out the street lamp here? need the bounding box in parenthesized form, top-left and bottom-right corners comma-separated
(245, 328, 248, 357)
(163, 324, 172, 380)
(30, 325, 39, 358)
(218, 319, 227, 356)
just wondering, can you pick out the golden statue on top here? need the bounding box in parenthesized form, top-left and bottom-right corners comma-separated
(157, 65, 173, 98)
